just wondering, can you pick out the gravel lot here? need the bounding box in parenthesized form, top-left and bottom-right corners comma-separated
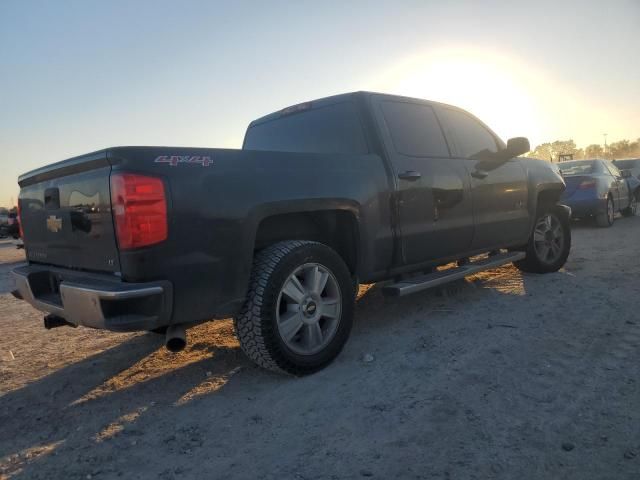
(1, 216, 639, 479)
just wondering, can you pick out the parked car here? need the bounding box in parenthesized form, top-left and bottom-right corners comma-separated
(11, 92, 571, 375)
(613, 158, 640, 180)
(7, 213, 20, 238)
(559, 159, 640, 226)
(0, 212, 20, 239)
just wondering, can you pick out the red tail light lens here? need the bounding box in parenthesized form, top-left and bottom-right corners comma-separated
(110, 173, 167, 250)
(578, 180, 596, 189)
(17, 201, 24, 239)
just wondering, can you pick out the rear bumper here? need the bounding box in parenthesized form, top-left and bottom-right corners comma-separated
(562, 196, 606, 218)
(11, 265, 172, 331)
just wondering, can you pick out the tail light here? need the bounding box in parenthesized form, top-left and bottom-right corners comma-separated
(110, 173, 168, 250)
(578, 180, 596, 189)
(17, 201, 24, 239)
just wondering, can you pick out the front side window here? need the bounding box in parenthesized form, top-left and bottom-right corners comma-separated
(438, 108, 499, 159)
(380, 101, 450, 157)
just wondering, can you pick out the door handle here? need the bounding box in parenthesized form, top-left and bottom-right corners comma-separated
(471, 169, 489, 179)
(398, 171, 421, 181)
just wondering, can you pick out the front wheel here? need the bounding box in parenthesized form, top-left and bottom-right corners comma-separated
(514, 207, 571, 273)
(234, 240, 355, 375)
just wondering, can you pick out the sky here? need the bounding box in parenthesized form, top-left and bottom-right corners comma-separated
(1, 0, 639, 207)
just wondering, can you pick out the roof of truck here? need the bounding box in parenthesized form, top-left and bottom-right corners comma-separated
(248, 91, 455, 127)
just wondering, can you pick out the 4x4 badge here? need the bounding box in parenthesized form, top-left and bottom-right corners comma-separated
(47, 215, 62, 233)
(154, 155, 213, 167)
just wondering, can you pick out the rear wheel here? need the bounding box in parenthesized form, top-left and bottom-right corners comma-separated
(234, 240, 355, 375)
(514, 206, 571, 273)
(596, 196, 615, 227)
(622, 191, 638, 217)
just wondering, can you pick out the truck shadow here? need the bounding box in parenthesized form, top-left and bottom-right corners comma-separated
(0, 262, 574, 478)
(0, 320, 255, 478)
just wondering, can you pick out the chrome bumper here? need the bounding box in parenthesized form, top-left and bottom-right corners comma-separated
(11, 265, 172, 331)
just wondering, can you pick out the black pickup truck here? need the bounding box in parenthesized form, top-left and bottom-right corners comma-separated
(12, 92, 571, 375)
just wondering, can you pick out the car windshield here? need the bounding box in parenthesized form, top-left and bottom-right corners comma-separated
(559, 160, 598, 176)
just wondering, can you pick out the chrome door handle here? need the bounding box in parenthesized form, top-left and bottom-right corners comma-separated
(398, 171, 421, 181)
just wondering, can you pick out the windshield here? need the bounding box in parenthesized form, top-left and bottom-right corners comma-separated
(559, 160, 598, 176)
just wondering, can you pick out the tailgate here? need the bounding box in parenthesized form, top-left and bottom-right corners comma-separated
(19, 150, 120, 273)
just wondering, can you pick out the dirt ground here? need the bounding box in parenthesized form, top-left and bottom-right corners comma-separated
(1, 216, 639, 480)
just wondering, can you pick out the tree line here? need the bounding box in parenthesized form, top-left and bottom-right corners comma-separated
(524, 138, 640, 162)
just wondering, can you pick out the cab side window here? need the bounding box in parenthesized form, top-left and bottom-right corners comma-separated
(380, 101, 450, 158)
(438, 108, 500, 159)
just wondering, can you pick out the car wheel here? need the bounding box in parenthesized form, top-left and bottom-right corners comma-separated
(514, 206, 571, 274)
(596, 196, 615, 227)
(234, 240, 355, 375)
(622, 191, 638, 217)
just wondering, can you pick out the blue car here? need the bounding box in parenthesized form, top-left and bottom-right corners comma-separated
(559, 159, 640, 227)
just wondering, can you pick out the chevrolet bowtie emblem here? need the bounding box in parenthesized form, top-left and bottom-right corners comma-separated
(47, 215, 63, 233)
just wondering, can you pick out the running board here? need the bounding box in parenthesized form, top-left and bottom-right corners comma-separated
(382, 251, 526, 297)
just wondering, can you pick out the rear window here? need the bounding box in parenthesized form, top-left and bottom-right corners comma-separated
(559, 160, 599, 176)
(243, 101, 368, 154)
(380, 101, 450, 157)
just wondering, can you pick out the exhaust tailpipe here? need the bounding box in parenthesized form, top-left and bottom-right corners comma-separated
(165, 324, 187, 352)
(44, 314, 75, 329)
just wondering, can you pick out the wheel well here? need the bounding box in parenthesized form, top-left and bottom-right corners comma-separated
(254, 210, 359, 274)
(536, 189, 562, 212)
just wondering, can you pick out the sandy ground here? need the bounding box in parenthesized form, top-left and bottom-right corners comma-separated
(0, 216, 639, 480)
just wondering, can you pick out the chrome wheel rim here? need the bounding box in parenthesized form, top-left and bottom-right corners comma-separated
(631, 195, 638, 216)
(607, 198, 614, 223)
(276, 263, 341, 355)
(533, 214, 565, 264)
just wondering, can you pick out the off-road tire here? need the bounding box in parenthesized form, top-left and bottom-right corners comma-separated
(514, 205, 571, 273)
(234, 240, 355, 375)
(596, 196, 615, 227)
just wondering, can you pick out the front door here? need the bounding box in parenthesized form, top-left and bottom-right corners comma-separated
(435, 106, 530, 249)
(372, 97, 474, 266)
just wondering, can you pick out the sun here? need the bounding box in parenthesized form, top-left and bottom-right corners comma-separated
(368, 47, 544, 146)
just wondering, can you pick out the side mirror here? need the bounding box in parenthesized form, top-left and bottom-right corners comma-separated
(471, 137, 530, 177)
(621, 170, 632, 178)
(506, 137, 530, 157)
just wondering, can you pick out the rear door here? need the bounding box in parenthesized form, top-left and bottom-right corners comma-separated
(372, 96, 474, 265)
(435, 106, 530, 250)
